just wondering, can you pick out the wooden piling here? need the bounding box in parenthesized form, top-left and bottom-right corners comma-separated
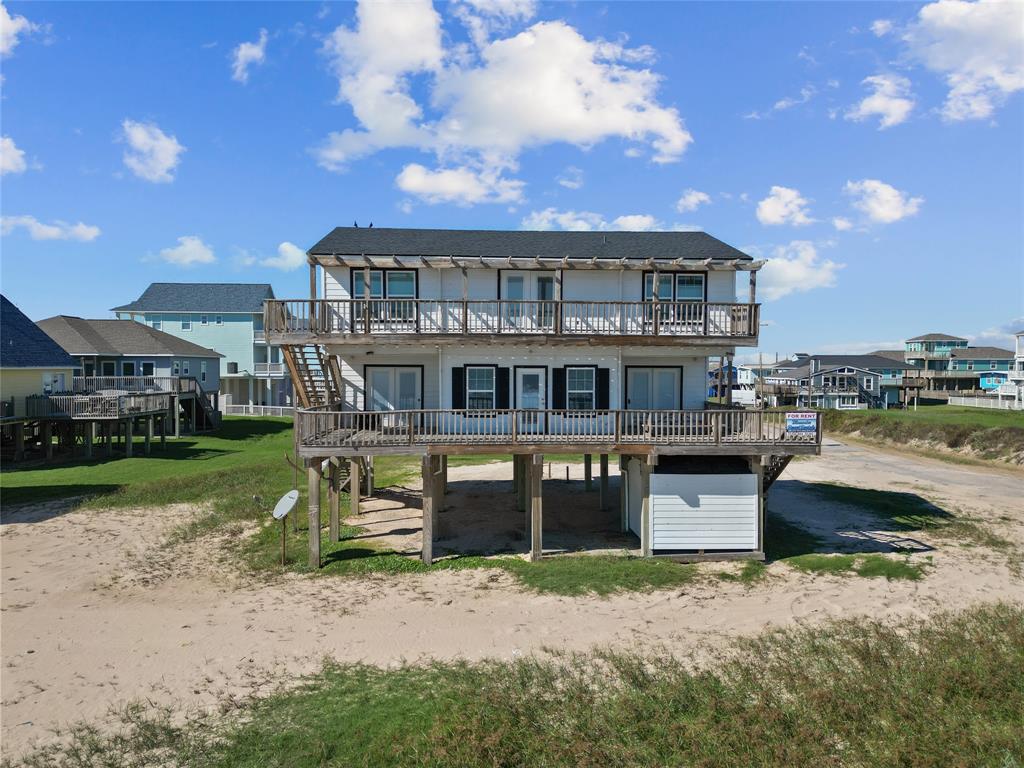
(144, 416, 153, 456)
(421, 455, 435, 565)
(84, 422, 94, 459)
(42, 421, 53, 461)
(328, 459, 340, 543)
(125, 419, 133, 458)
(584, 453, 592, 491)
(599, 453, 609, 511)
(350, 458, 361, 517)
(530, 454, 543, 562)
(639, 458, 652, 556)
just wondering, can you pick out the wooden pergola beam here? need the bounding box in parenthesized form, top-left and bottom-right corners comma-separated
(307, 254, 765, 272)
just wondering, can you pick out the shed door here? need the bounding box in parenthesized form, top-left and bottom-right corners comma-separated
(649, 473, 758, 551)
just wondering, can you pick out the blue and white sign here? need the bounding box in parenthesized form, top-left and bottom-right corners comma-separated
(785, 412, 817, 433)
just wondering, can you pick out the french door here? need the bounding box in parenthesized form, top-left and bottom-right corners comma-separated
(501, 272, 555, 331)
(626, 367, 681, 410)
(367, 367, 422, 428)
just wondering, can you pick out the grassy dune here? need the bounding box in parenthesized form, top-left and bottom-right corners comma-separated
(10, 604, 1023, 768)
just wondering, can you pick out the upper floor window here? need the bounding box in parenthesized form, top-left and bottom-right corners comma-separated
(990, 362, 998, 369)
(151, 317, 162, 331)
(863, 377, 874, 391)
(215, 315, 223, 325)
(42, 372, 66, 394)
(181, 315, 192, 331)
(200, 315, 208, 325)
(644, 273, 705, 302)
(200, 360, 207, 382)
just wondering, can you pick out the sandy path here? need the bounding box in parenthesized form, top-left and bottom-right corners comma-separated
(2, 438, 1022, 757)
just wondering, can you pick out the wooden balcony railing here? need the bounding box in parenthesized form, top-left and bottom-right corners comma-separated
(294, 408, 821, 452)
(26, 392, 173, 420)
(72, 376, 198, 394)
(265, 299, 760, 340)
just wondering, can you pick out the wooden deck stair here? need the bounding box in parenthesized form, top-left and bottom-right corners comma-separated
(763, 455, 793, 491)
(282, 344, 343, 408)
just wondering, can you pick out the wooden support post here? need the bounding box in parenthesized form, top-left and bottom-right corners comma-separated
(308, 464, 321, 569)
(173, 397, 181, 438)
(42, 421, 53, 461)
(104, 422, 113, 456)
(144, 416, 153, 456)
(364, 455, 374, 496)
(160, 415, 167, 449)
(599, 453, 609, 511)
(516, 455, 527, 512)
(751, 456, 765, 556)
(350, 457, 361, 517)
(13, 422, 25, 462)
(84, 422, 94, 459)
(328, 459, 340, 543)
(530, 454, 543, 561)
(512, 453, 520, 495)
(432, 454, 445, 536)
(639, 458, 652, 556)
(421, 454, 435, 565)
(441, 454, 448, 495)
(584, 453, 592, 491)
(125, 418, 133, 458)
(620, 457, 629, 532)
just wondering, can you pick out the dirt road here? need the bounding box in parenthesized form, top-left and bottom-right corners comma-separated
(2, 438, 1021, 757)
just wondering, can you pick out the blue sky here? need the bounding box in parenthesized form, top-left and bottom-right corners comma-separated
(2, 0, 1022, 359)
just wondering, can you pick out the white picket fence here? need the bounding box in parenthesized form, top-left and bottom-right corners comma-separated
(948, 396, 1023, 411)
(224, 405, 294, 417)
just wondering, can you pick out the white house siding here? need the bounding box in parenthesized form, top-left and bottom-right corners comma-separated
(649, 473, 758, 551)
(322, 267, 737, 304)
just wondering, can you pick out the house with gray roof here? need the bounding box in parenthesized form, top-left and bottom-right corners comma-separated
(900, 333, 1014, 392)
(263, 225, 824, 569)
(37, 316, 223, 391)
(1, 295, 77, 418)
(112, 283, 292, 410)
(760, 352, 921, 408)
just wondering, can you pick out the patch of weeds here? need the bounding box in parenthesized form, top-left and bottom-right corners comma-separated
(787, 553, 926, 580)
(718, 559, 768, 585)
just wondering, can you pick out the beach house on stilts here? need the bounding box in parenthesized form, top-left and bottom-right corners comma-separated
(264, 227, 821, 568)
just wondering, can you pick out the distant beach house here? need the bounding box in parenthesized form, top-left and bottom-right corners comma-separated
(898, 333, 1013, 392)
(112, 283, 293, 410)
(0, 295, 77, 419)
(37, 315, 223, 394)
(762, 353, 920, 409)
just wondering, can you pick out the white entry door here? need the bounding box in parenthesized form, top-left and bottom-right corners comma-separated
(367, 367, 422, 412)
(626, 367, 681, 410)
(515, 367, 546, 433)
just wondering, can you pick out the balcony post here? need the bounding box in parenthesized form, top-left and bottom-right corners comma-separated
(554, 269, 563, 334)
(652, 270, 660, 335)
(461, 267, 469, 333)
(363, 266, 371, 334)
(309, 263, 318, 334)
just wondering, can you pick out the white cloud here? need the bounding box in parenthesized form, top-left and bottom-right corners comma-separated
(816, 339, 904, 355)
(453, 0, 537, 48)
(556, 165, 584, 190)
(832, 216, 853, 231)
(1, 215, 100, 241)
(845, 74, 915, 129)
(316, 1, 691, 204)
(756, 186, 814, 226)
(871, 19, 894, 37)
(675, 188, 711, 213)
(0, 135, 26, 175)
(120, 120, 185, 183)
(260, 241, 306, 271)
(396, 163, 524, 205)
(844, 179, 923, 223)
(231, 28, 268, 84)
(744, 85, 815, 119)
(1, 2, 39, 57)
(968, 317, 1024, 349)
(758, 241, 844, 301)
(905, 0, 1024, 121)
(521, 208, 661, 231)
(158, 235, 215, 266)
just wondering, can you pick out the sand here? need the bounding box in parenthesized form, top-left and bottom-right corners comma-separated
(2, 437, 1022, 758)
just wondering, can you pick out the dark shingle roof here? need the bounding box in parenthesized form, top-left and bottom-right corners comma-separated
(906, 333, 968, 342)
(1, 295, 77, 369)
(809, 354, 920, 370)
(949, 346, 1013, 359)
(869, 349, 908, 362)
(308, 227, 752, 261)
(111, 283, 275, 313)
(37, 317, 222, 358)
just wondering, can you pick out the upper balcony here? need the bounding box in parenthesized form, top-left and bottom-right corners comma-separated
(264, 299, 760, 347)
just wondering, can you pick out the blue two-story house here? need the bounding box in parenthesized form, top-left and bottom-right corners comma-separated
(112, 283, 292, 409)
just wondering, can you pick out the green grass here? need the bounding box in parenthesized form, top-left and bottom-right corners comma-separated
(786, 552, 927, 580)
(822, 405, 1024, 463)
(11, 604, 1023, 768)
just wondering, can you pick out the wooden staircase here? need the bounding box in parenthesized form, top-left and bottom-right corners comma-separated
(763, 455, 793, 491)
(282, 344, 343, 408)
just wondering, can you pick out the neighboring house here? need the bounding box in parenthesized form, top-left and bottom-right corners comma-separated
(112, 283, 292, 409)
(36, 316, 223, 394)
(707, 363, 758, 405)
(265, 226, 822, 568)
(763, 353, 918, 408)
(900, 334, 1013, 392)
(0, 295, 76, 418)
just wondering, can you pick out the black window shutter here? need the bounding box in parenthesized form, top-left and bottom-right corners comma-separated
(496, 367, 510, 409)
(452, 367, 466, 409)
(596, 368, 610, 409)
(552, 368, 567, 409)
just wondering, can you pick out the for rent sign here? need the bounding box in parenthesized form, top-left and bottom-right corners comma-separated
(785, 411, 818, 433)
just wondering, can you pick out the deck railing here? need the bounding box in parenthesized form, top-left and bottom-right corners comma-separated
(254, 362, 286, 375)
(265, 299, 759, 339)
(72, 376, 198, 394)
(295, 408, 821, 450)
(26, 392, 173, 419)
